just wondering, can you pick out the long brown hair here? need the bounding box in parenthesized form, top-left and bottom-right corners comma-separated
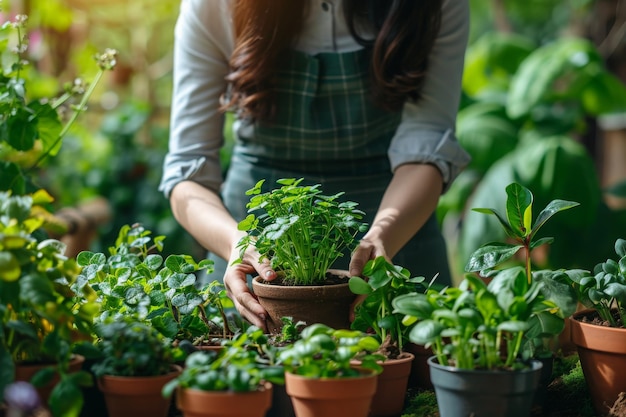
(222, 0, 442, 120)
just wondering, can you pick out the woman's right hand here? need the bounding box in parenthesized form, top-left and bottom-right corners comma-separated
(223, 247, 276, 332)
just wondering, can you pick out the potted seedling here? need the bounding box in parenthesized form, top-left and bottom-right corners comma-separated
(90, 319, 184, 417)
(236, 178, 368, 333)
(349, 256, 429, 416)
(277, 323, 383, 417)
(163, 326, 284, 417)
(566, 238, 626, 416)
(392, 182, 581, 417)
(393, 272, 552, 417)
(464, 182, 580, 359)
(76, 224, 242, 347)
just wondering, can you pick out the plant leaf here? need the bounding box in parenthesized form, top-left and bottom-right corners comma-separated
(530, 199, 579, 240)
(5, 107, 37, 151)
(497, 320, 528, 333)
(0, 252, 20, 282)
(615, 238, 626, 258)
(471, 207, 515, 237)
(465, 242, 523, 272)
(348, 276, 372, 295)
(505, 183, 533, 238)
(49, 375, 84, 417)
(529, 237, 554, 250)
(409, 320, 444, 345)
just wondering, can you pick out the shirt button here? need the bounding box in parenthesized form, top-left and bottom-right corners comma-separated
(321, 2, 330, 11)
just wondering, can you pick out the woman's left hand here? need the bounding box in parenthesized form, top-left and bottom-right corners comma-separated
(349, 237, 387, 277)
(348, 238, 388, 322)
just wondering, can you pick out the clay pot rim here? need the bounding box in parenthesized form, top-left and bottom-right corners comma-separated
(179, 380, 273, 396)
(285, 369, 379, 381)
(251, 269, 350, 289)
(383, 351, 415, 363)
(98, 364, 183, 382)
(571, 308, 626, 333)
(15, 354, 85, 368)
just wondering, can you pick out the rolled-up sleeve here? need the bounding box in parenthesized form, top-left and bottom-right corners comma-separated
(159, 0, 234, 198)
(388, 0, 471, 192)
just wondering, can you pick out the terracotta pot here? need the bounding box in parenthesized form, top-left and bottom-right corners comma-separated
(285, 371, 378, 417)
(176, 382, 273, 417)
(14, 354, 85, 406)
(428, 356, 543, 417)
(404, 343, 433, 389)
(251, 271, 356, 333)
(369, 353, 414, 417)
(570, 309, 626, 416)
(97, 365, 182, 417)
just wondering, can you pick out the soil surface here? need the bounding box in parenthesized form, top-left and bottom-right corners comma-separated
(576, 308, 624, 327)
(259, 270, 348, 286)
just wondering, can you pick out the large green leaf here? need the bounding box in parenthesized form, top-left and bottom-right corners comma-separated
(457, 111, 519, 174)
(49, 375, 84, 417)
(0, 161, 25, 193)
(409, 320, 444, 345)
(534, 271, 579, 317)
(581, 71, 626, 115)
(505, 183, 533, 238)
(507, 38, 603, 119)
(465, 242, 523, 272)
(458, 134, 602, 274)
(525, 311, 564, 339)
(19, 273, 56, 305)
(471, 208, 515, 238)
(463, 32, 535, 97)
(348, 276, 372, 295)
(0, 251, 20, 282)
(392, 293, 433, 319)
(29, 101, 63, 157)
(531, 199, 580, 240)
(3, 107, 37, 151)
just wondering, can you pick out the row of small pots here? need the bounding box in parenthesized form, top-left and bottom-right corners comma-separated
(97, 353, 416, 417)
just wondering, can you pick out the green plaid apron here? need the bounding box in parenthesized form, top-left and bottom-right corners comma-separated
(211, 48, 451, 287)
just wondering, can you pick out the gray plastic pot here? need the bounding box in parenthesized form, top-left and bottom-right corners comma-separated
(428, 356, 543, 417)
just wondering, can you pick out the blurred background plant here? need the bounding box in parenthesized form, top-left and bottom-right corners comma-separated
(440, 0, 626, 283)
(2, 0, 626, 281)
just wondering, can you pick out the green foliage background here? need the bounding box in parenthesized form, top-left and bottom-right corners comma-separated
(4, 0, 626, 278)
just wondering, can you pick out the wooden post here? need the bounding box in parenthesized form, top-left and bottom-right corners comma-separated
(52, 197, 112, 258)
(598, 113, 626, 209)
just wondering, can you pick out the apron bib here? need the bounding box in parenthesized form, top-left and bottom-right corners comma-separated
(209, 49, 451, 287)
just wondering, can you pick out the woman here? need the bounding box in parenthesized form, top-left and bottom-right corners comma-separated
(159, 0, 470, 330)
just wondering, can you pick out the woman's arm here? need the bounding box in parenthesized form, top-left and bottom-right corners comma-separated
(169, 181, 274, 330)
(350, 0, 471, 275)
(349, 163, 443, 275)
(170, 181, 239, 261)
(162, 0, 274, 329)
(159, 0, 234, 198)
